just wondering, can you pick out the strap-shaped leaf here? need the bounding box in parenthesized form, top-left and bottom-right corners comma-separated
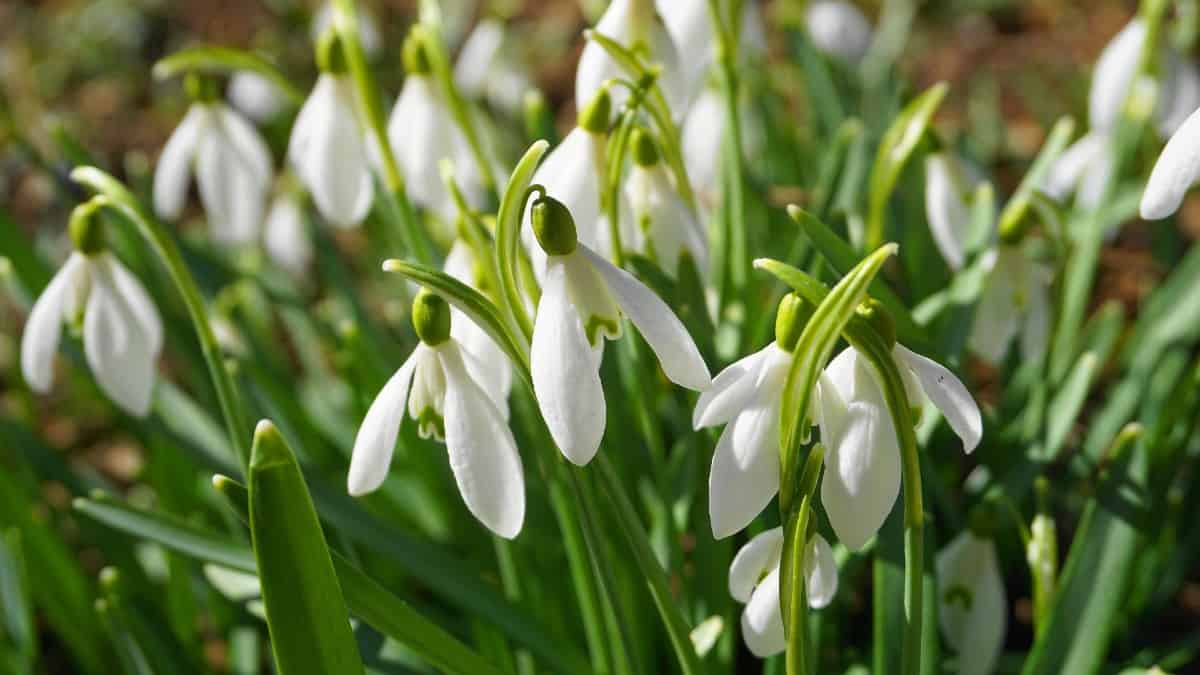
(248, 421, 364, 675)
(996, 116, 1075, 240)
(494, 140, 548, 339)
(865, 82, 948, 251)
(152, 46, 303, 104)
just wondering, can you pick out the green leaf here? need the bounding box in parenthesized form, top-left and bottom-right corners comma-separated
(1041, 351, 1100, 460)
(0, 530, 34, 671)
(152, 46, 303, 105)
(866, 82, 948, 251)
(248, 421, 364, 675)
(494, 140, 549, 339)
(996, 116, 1075, 240)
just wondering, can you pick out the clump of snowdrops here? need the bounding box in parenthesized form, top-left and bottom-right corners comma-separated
(2, 1, 1200, 674)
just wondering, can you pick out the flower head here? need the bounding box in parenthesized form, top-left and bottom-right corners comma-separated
(262, 187, 313, 275)
(454, 18, 534, 115)
(154, 77, 273, 244)
(937, 530, 1007, 675)
(804, 1, 874, 66)
(530, 195, 710, 465)
(348, 291, 524, 539)
(624, 128, 707, 278)
(728, 527, 838, 657)
(969, 246, 1052, 365)
(227, 70, 287, 123)
(21, 202, 163, 417)
(924, 152, 976, 271)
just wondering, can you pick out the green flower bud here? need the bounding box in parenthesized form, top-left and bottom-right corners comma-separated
(412, 290, 452, 346)
(401, 32, 432, 76)
(856, 299, 896, 349)
(68, 198, 107, 256)
(184, 73, 220, 103)
(630, 127, 660, 167)
(531, 195, 578, 256)
(577, 84, 612, 134)
(316, 30, 350, 74)
(774, 293, 813, 352)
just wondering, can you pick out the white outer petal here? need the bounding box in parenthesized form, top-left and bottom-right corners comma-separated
(154, 105, 206, 220)
(1159, 58, 1200, 138)
(821, 396, 901, 551)
(388, 77, 456, 218)
(227, 70, 286, 122)
(99, 254, 163, 359)
(728, 527, 784, 603)
(968, 249, 1018, 365)
(20, 254, 85, 392)
(708, 402, 781, 539)
(522, 128, 604, 278)
(216, 105, 274, 185)
(195, 120, 265, 244)
(1043, 133, 1108, 202)
(1141, 105, 1200, 219)
(532, 260, 606, 465)
(264, 193, 313, 274)
(83, 259, 157, 416)
(805, 1, 874, 66)
(578, 245, 711, 390)
(575, 0, 633, 115)
(937, 533, 1007, 675)
(693, 345, 770, 429)
(454, 18, 504, 97)
(893, 345, 982, 453)
(804, 534, 839, 609)
(740, 567, 785, 658)
(682, 88, 725, 198)
(348, 349, 420, 496)
(440, 343, 525, 539)
(925, 153, 972, 270)
(1089, 20, 1146, 133)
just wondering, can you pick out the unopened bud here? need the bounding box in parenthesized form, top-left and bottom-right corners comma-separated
(531, 195, 578, 256)
(69, 198, 107, 256)
(412, 290, 451, 346)
(774, 293, 813, 352)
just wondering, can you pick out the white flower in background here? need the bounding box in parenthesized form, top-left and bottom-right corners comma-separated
(1158, 59, 1200, 138)
(655, 0, 767, 96)
(1089, 19, 1148, 134)
(454, 18, 534, 115)
(154, 78, 273, 244)
(288, 45, 373, 228)
(443, 240, 512, 415)
(925, 152, 978, 271)
(817, 337, 982, 550)
(681, 86, 764, 222)
(805, 1, 874, 66)
(312, 2, 381, 59)
(1141, 103, 1200, 219)
(522, 87, 613, 278)
(529, 195, 710, 465)
(937, 531, 1007, 675)
(21, 203, 163, 417)
(624, 128, 707, 277)
(576, 0, 689, 118)
(262, 188, 312, 275)
(348, 291, 524, 539)
(226, 70, 287, 122)
(729, 527, 838, 658)
(969, 246, 1052, 365)
(694, 294, 807, 538)
(1043, 132, 1114, 209)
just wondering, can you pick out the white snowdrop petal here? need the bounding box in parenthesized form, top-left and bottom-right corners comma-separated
(195, 128, 264, 244)
(154, 106, 206, 220)
(348, 350, 420, 496)
(693, 345, 770, 429)
(203, 564, 262, 601)
(264, 194, 313, 274)
(1159, 58, 1200, 137)
(820, 396, 901, 552)
(217, 106, 274, 185)
(522, 128, 604, 278)
(532, 262, 607, 465)
(682, 88, 725, 199)
(83, 263, 157, 417)
(288, 75, 335, 172)
(728, 527, 784, 603)
(578, 245, 711, 390)
(312, 81, 373, 227)
(893, 345, 982, 453)
(100, 255, 163, 358)
(925, 153, 971, 270)
(805, 1, 874, 66)
(454, 18, 504, 96)
(227, 71, 286, 122)
(1141, 105, 1200, 220)
(1089, 20, 1146, 133)
(456, 333, 511, 421)
(741, 568, 786, 658)
(389, 77, 456, 217)
(708, 407, 781, 539)
(20, 256, 81, 392)
(937, 533, 1007, 675)
(440, 343, 525, 539)
(655, 0, 710, 95)
(804, 534, 839, 609)
(1043, 133, 1107, 202)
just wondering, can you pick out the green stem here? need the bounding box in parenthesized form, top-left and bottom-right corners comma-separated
(783, 445, 824, 675)
(71, 167, 252, 472)
(710, 0, 749, 311)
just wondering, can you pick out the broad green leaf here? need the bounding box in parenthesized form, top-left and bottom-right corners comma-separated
(996, 116, 1075, 240)
(152, 46, 303, 104)
(248, 421, 364, 675)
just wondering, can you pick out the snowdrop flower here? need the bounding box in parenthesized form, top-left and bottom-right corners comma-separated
(729, 527, 838, 658)
(1158, 59, 1200, 138)
(681, 86, 763, 221)
(387, 33, 485, 223)
(925, 152, 978, 271)
(521, 87, 613, 278)
(262, 187, 312, 275)
(805, 1, 874, 66)
(529, 194, 710, 465)
(454, 18, 534, 115)
(154, 75, 273, 244)
(312, 2, 381, 59)
(694, 294, 809, 538)
(1043, 132, 1114, 209)
(226, 70, 287, 122)
(1140, 102, 1200, 219)
(444, 239, 512, 415)
(288, 35, 373, 228)
(969, 246, 1052, 365)
(817, 307, 982, 550)
(624, 128, 707, 277)
(348, 290, 524, 538)
(576, 0, 689, 118)
(937, 530, 1007, 675)
(655, 0, 767, 96)
(21, 200, 163, 417)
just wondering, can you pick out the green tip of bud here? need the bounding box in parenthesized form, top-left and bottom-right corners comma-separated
(774, 293, 813, 352)
(577, 84, 612, 134)
(630, 127, 660, 167)
(183, 73, 220, 102)
(401, 32, 432, 76)
(855, 299, 896, 349)
(531, 195, 578, 256)
(99, 566, 120, 592)
(412, 290, 452, 346)
(316, 30, 349, 74)
(69, 198, 107, 255)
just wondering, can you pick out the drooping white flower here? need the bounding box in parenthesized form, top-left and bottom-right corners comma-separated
(624, 129, 707, 277)
(1043, 132, 1114, 210)
(680, 86, 764, 222)
(288, 72, 373, 228)
(655, 0, 767, 97)
(817, 343, 982, 550)
(312, 2, 381, 59)
(729, 527, 838, 658)
(529, 196, 710, 465)
(1140, 104, 1200, 219)
(1089, 19, 1148, 134)
(443, 240, 512, 415)
(226, 70, 287, 123)
(154, 95, 273, 244)
(454, 18, 534, 115)
(924, 152, 978, 271)
(937, 531, 1007, 675)
(21, 206, 163, 417)
(348, 291, 524, 539)
(576, 0, 689, 119)
(262, 188, 312, 275)
(969, 246, 1052, 365)
(804, 1, 874, 66)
